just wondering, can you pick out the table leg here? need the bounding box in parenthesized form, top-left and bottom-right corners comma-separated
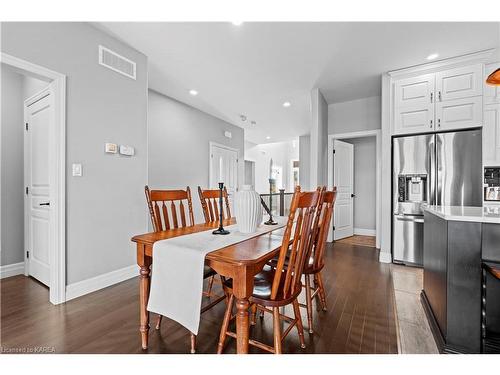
(139, 264, 151, 350)
(232, 266, 254, 354)
(235, 297, 250, 354)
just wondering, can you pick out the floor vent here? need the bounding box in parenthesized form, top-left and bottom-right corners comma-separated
(98, 45, 136, 80)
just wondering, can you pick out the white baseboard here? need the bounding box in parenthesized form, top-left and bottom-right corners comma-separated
(354, 228, 376, 236)
(0, 262, 25, 279)
(66, 264, 138, 302)
(379, 251, 392, 263)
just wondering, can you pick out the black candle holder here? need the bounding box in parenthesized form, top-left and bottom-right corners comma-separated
(264, 178, 278, 225)
(212, 182, 230, 235)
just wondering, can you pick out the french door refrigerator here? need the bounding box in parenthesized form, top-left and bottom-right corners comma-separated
(392, 129, 482, 266)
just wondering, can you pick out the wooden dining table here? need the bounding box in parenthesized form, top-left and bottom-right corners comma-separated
(131, 218, 284, 354)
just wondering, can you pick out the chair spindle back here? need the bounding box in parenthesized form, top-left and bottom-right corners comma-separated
(307, 187, 337, 271)
(197, 186, 231, 224)
(271, 186, 321, 300)
(145, 185, 195, 232)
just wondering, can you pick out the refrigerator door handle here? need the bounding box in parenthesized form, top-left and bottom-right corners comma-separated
(394, 214, 424, 223)
(428, 135, 436, 206)
(436, 134, 443, 206)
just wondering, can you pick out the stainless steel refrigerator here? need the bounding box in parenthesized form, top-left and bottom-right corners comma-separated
(392, 129, 482, 266)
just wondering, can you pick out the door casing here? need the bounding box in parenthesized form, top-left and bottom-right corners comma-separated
(2, 52, 67, 304)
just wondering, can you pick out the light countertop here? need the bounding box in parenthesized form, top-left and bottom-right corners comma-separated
(424, 205, 500, 224)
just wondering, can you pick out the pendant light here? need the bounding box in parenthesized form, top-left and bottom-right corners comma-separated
(486, 68, 500, 85)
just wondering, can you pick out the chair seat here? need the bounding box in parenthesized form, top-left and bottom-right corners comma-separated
(268, 255, 322, 273)
(204, 265, 217, 279)
(223, 265, 302, 307)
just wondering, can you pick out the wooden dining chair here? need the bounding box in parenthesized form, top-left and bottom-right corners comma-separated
(217, 186, 321, 354)
(144, 185, 225, 353)
(197, 186, 232, 295)
(198, 186, 231, 223)
(301, 187, 337, 334)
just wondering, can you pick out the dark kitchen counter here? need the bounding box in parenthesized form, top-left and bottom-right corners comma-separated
(421, 206, 500, 353)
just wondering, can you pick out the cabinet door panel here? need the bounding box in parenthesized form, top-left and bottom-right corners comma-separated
(394, 74, 435, 135)
(436, 96, 482, 131)
(436, 64, 482, 101)
(395, 107, 434, 135)
(485, 62, 500, 105)
(483, 103, 500, 166)
(395, 74, 435, 109)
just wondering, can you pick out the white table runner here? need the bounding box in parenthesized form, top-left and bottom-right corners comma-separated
(147, 217, 287, 335)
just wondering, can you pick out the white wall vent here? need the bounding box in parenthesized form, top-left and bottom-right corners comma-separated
(98, 45, 136, 80)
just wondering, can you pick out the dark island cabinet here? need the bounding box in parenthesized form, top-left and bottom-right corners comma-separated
(422, 211, 489, 353)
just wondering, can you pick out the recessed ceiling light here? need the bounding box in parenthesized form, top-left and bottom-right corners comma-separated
(231, 21, 243, 26)
(283, 101, 291, 108)
(189, 89, 198, 96)
(426, 53, 439, 61)
(266, 136, 271, 140)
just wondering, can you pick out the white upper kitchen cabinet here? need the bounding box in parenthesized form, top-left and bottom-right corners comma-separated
(483, 103, 500, 166)
(394, 74, 435, 135)
(484, 62, 500, 105)
(436, 96, 483, 131)
(393, 64, 484, 136)
(435, 64, 483, 101)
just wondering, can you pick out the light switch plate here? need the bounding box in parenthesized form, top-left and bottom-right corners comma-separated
(105, 143, 117, 153)
(119, 145, 135, 156)
(72, 163, 82, 177)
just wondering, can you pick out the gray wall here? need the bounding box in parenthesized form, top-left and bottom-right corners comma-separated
(1, 22, 148, 284)
(1, 66, 24, 266)
(328, 96, 381, 134)
(343, 137, 376, 232)
(23, 75, 50, 99)
(310, 88, 328, 188)
(299, 134, 310, 189)
(148, 90, 244, 224)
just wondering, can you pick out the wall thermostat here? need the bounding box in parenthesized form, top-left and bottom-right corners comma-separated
(119, 145, 135, 156)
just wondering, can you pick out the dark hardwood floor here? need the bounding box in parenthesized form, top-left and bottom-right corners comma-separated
(0, 242, 398, 354)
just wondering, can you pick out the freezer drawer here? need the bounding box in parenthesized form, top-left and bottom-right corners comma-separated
(393, 215, 424, 266)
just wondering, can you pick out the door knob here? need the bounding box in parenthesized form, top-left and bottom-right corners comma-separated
(351, 194, 356, 198)
(39, 202, 50, 206)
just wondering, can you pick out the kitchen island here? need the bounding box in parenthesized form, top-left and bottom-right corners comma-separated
(421, 205, 500, 353)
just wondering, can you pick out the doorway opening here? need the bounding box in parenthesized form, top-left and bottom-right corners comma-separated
(0, 53, 66, 304)
(209, 142, 239, 196)
(327, 130, 381, 249)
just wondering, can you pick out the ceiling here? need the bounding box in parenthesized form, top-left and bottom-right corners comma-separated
(96, 22, 499, 144)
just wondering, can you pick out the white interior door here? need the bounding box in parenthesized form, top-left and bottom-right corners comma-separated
(25, 88, 53, 286)
(333, 140, 354, 240)
(209, 143, 238, 195)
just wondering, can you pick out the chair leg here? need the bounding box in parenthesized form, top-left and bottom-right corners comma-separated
(155, 314, 162, 330)
(250, 303, 257, 325)
(316, 272, 328, 311)
(206, 275, 215, 296)
(313, 275, 321, 311)
(190, 333, 196, 354)
(304, 274, 314, 334)
(273, 307, 282, 354)
(292, 299, 306, 349)
(217, 294, 234, 354)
